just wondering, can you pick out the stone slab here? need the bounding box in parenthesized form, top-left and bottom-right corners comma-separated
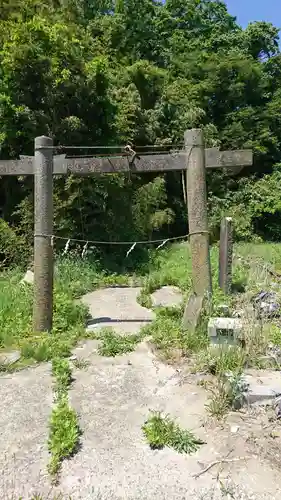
(0, 350, 21, 366)
(244, 371, 281, 405)
(1, 335, 281, 498)
(57, 341, 210, 499)
(151, 286, 183, 308)
(82, 287, 155, 336)
(0, 364, 53, 498)
(53, 343, 281, 500)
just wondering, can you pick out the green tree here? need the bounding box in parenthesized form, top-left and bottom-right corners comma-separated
(1, 0, 281, 259)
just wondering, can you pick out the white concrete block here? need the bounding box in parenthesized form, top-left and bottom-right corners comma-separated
(208, 317, 243, 344)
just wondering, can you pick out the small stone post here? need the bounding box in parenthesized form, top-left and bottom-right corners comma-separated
(185, 129, 212, 298)
(219, 217, 233, 295)
(33, 136, 54, 332)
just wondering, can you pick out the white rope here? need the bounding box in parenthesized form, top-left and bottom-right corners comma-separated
(34, 233, 190, 246)
(42, 143, 184, 150)
(34, 230, 209, 257)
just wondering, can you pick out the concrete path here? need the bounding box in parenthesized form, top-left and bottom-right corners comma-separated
(0, 363, 53, 498)
(82, 286, 183, 335)
(82, 287, 155, 335)
(59, 340, 281, 500)
(1, 287, 281, 499)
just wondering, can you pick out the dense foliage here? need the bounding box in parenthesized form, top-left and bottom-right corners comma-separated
(0, 0, 281, 266)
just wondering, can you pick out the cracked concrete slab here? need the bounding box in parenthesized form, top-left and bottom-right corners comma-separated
(57, 341, 210, 499)
(0, 363, 53, 499)
(244, 370, 281, 405)
(1, 345, 281, 499)
(55, 342, 281, 500)
(151, 286, 183, 308)
(82, 287, 155, 335)
(2, 285, 281, 499)
(82, 286, 184, 336)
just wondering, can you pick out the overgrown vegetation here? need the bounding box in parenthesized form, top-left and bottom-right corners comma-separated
(142, 411, 204, 454)
(48, 357, 81, 479)
(137, 242, 281, 419)
(2, 240, 281, 378)
(205, 371, 249, 419)
(2, 240, 281, 472)
(52, 357, 73, 395)
(0, 257, 126, 479)
(2, 0, 281, 492)
(48, 394, 81, 478)
(96, 328, 143, 357)
(0, 257, 129, 366)
(72, 358, 90, 370)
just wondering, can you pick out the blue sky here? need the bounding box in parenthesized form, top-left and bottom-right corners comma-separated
(225, 0, 280, 29)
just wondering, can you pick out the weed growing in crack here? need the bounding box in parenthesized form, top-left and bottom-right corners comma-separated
(142, 411, 204, 454)
(52, 358, 72, 395)
(205, 379, 232, 419)
(224, 371, 249, 408)
(205, 371, 249, 419)
(195, 345, 247, 377)
(96, 328, 143, 357)
(0, 362, 9, 373)
(141, 306, 209, 361)
(48, 395, 81, 478)
(48, 358, 81, 479)
(72, 358, 90, 370)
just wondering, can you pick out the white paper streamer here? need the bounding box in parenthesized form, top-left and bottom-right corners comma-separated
(156, 239, 168, 250)
(50, 236, 54, 247)
(82, 241, 88, 259)
(63, 239, 71, 256)
(126, 242, 136, 258)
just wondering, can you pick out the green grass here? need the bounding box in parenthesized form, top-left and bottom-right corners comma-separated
(235, 242, 281, 272)
(268, 324, 281, 347)
(0, 256, 132, 481)
(55, 256, 132, 299)
(137, 242, 281, 373)
(137, 243, 192, 308)
(205, 371, 249, 419)
(0, 256, 131, 365)
(195, 345, 247, 377)
(142, 306, 209, 361)
(48, 395, 81, 478)
(0, 241, 255, 365)
(96, 328, 143, 357)
(142, 411, 205, 453)
(72, 358, 90, 370)
(206, 371, 248, 420)
(52, 357, 73, 395)
(137, 241, 249, 308)
(3, 239, 281, 463)
(48, 358, 81, 479)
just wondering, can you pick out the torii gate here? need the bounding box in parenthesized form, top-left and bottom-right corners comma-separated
(0, 129, 252, 332)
